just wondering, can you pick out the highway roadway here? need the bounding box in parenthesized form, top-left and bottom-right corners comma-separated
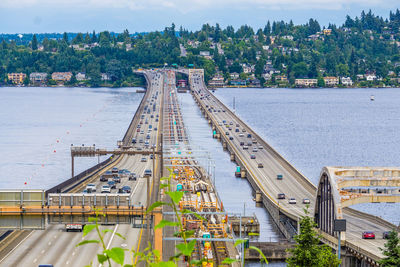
(0, 70, 164, 267)
(189, 73, 391, 259)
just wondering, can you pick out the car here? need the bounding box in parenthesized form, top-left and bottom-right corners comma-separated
(225, 132, 229, 135)
(146, 135, 151, 139)
(250, 154, 256, 159)
(383, 231, 391, 239)
(112, 167, 119, 173)
(277, 174, 283, 180)
(141, 157, 147, 162)
(243, 146, 249, 150)
(38, 264, 54, 267)
(229, 136, 234, 140)
(154, 127, 158, 131)
(362, 231, 375, 239)
(139, 139, 143, 143)
(144, 169, 152, 177)
(240, 142, 244, 146)
(150, 154, 154, 159)
(107, 180, 116, 189)
(242, 128, 246, 132)
(100, 175, 108, 182)
(129, 173, 137, 181)
(252, 148, 258, 152)
(132, 138, 137, 144)
(86, 184, 96, 192)
(277, 193, 285, 199)
(303, 198, 311, 204)
(239, 133, 244, 137)
(137, 129, 140, 132)
(258, 146, 263, 150)
(121, 186, 132, 193)
(229, 122, 233, 125)
(247, 134, 252, 138)
(258, 163, 263, 168)
(235, 128, 240, 132)
(288, 198, 297, 204)
(101, 185, 111, 193)
(247, 142, 252, 146)
(252, 138, 257, 144)
(112, 176, 121, 183)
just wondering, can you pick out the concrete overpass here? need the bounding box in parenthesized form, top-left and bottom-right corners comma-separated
(183, 69, 400, 266)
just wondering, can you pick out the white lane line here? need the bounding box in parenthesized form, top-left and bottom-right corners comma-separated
(0, 231, 34, 264)
(33, 258, 37, 263)
(41, 250, 45, 254)
(98, 224, 119, 267)
(106, 225, 119, 250)
(48, 241, 51, 246)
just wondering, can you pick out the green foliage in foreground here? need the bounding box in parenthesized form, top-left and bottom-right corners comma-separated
(286, 207, 341, 267)
(379, 230, 400, 267)
(76, 168, 268, 266)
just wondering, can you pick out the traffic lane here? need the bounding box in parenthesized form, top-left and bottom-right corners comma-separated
(213, 110, 313, 210)
(0, 226, 56, 267)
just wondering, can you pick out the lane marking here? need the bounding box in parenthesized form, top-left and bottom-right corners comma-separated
(41, 250, 45, 254)
(33, 258, 37, 263)
(98, 224, 119, 267)
(0, 231, 34, 264)
(134, 229, 144, 264)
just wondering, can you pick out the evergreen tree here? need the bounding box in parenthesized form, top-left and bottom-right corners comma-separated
(63, 32, 69, 44)
(286, 207, 340, 267)
(263, 21, 271, 35)
(91, 30, 97, 43)
(31, 34, 38, 50)
(379, 230, 400, 267)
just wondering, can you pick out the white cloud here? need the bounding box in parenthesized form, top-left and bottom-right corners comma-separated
(1, 0, 396, 12)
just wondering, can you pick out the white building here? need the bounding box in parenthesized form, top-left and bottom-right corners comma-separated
(101, 73, 111, 81)
(366, 74, 377, 81)
(76, 72, 86, 81)
(341, 77, 353, 86)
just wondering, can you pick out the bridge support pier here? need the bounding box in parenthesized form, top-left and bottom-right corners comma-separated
(255, 191, 262, 203)
(222, 142, 227, 150)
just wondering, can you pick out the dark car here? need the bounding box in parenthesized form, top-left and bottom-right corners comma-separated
(362, 231, 375, 239)
(229, 136, 234, 140)
(247, 134, 252, 138)
(122, 186, 132, 193)
(100, 175, 107, 182)
(240, 142, 244, 146)
(277, 193, 286, 199)
(250, 154, 256, 159)
(383, 231, 391, 239)
(107, 180, 116, 189)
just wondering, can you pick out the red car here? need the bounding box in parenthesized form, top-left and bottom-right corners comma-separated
(362, 231, 375, 239)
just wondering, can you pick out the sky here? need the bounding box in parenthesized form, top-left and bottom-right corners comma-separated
(0, 0, 399, 33)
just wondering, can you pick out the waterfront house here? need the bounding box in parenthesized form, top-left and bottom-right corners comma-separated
(29, 72, 48, 84)
(101, 73, 111, 81)
(230, 72, 239, 79)
(76, 72, 87, 81)
(295, 79, 317, 87)
(208, 74, 225, 88)
(8, 73, 26, 84)
(51, 72, 73, 82)
(275, 75, 288, 82)
(340, 77, 353, 86)
(366, 74, 377, 81)
(249, 78, 261, 87)
(323, 76, 339, 86)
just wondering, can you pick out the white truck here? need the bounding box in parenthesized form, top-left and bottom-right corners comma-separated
(65, 223, 85, 232)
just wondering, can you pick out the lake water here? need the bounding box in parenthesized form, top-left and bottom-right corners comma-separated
(213, 87, 400, 226)
(1, 86, 399, 261)
(0, 86, 142, 189)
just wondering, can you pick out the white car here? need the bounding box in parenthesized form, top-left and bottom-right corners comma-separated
(288, 198, 297, 204)
(303, 198, 311, 204)
(101, 185, 111, 193)
(86, 184, 96, 192)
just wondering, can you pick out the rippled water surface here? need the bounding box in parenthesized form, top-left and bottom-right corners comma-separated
(214, 87, 400, 225)
(0, 86, 142, 189)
